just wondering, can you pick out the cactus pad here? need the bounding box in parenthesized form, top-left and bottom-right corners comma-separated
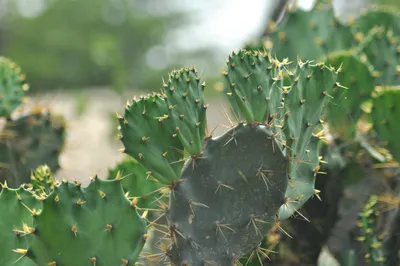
(0, 185, 40, 266)
(0, 110, 66, 188)
(108, 158, 164, 210)
(370, 86, 400, 162)
(167, 124, 288, 265)
(323, 51, 375, 138)
(356, 26, 400, 86)
(162, 67, 207, 155)
(265, 1, 354, 61)
(223, 50, 283, 126)
(279, 60, 337, 219)
(23, 176, 148, 265)
(119, 93, 184, 184)
(352, 5, 400, 36)
(0, 57, 29, 117)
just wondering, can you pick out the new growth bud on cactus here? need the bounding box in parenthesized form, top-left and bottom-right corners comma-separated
(0, 57, 29, 118)
(119, 49, 338, 265)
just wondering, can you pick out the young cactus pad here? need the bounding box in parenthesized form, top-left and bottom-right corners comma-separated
(0, 185, 40, 266)
(19, 176, 148, 265)
(370, 86, 400, 162)
(0, 56, 29, 117)
(118, 93, 184, 184)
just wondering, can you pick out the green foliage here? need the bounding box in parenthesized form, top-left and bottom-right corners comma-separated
(0, 185, 40, 266)
(23, 176, 147, 265)
(0, 0, 187, 91)
(0, 109, 66, 188)
(0, 56, 28, 117)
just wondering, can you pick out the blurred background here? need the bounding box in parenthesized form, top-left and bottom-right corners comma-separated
(0, 0, 398, 180)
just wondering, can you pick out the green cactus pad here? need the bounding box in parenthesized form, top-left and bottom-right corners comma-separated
(323, 51, 375, 138)
(223, 50, 283, 127)
(162, 67, 207, 155)
(26, 165, 58, 199)
(167, 124, 287, 265)
(24, 177, 148, 265)
(107, 158, 164, 210)
(279, 61, 337, 220)
(266, 1, 354, 61)
(0, 57, 29, 117)
(357, 195, 386, 265)
(352, 5, 400, 36)
(0, 110, 66, 188)
(119, 93, 184, 184)
(0, 185, 40, 266)
(370, 86, 400, 162)
(356, 26, 400, 86)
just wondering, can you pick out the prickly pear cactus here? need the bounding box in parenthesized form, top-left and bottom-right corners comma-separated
(352, 5, 400, 37)
(118, 49, 338, 265)
(17, 176, 148, 265)
(0, 109, 66, 188)
(355, 26, 400, 86)
(0, 57, 29, 117)
(265, 0, 354, 61)
(0, 184, 40, 266)
(323, 51, 375, 138)
(370, 86, 400, 161)
(357, 195, 386, 265)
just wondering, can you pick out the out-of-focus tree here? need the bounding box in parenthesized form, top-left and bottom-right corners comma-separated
(0, 0, 190, 91)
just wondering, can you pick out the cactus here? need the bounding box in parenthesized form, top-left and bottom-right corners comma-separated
(0, 109, 66, 188)
(323, 51, 375, 138)
(0, 183, 40, 266)
(118, 93, 184, 184)
(357, 195, 386, 265)
(370, 86, 400, 161)
(265, 0, 354, 61)
(14, 175, 148, 265)
(107, 158, 164, 211)
(0, 57, 29, 118)
(117, 49, 338, 265)
(355, 26, 400, 86)
(352, 5, 400, 36)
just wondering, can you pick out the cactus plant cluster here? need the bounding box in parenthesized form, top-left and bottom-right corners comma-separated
(0, 0, 400, 265)
(241, 0, 400, 265)
(0, 57, 66, 189)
